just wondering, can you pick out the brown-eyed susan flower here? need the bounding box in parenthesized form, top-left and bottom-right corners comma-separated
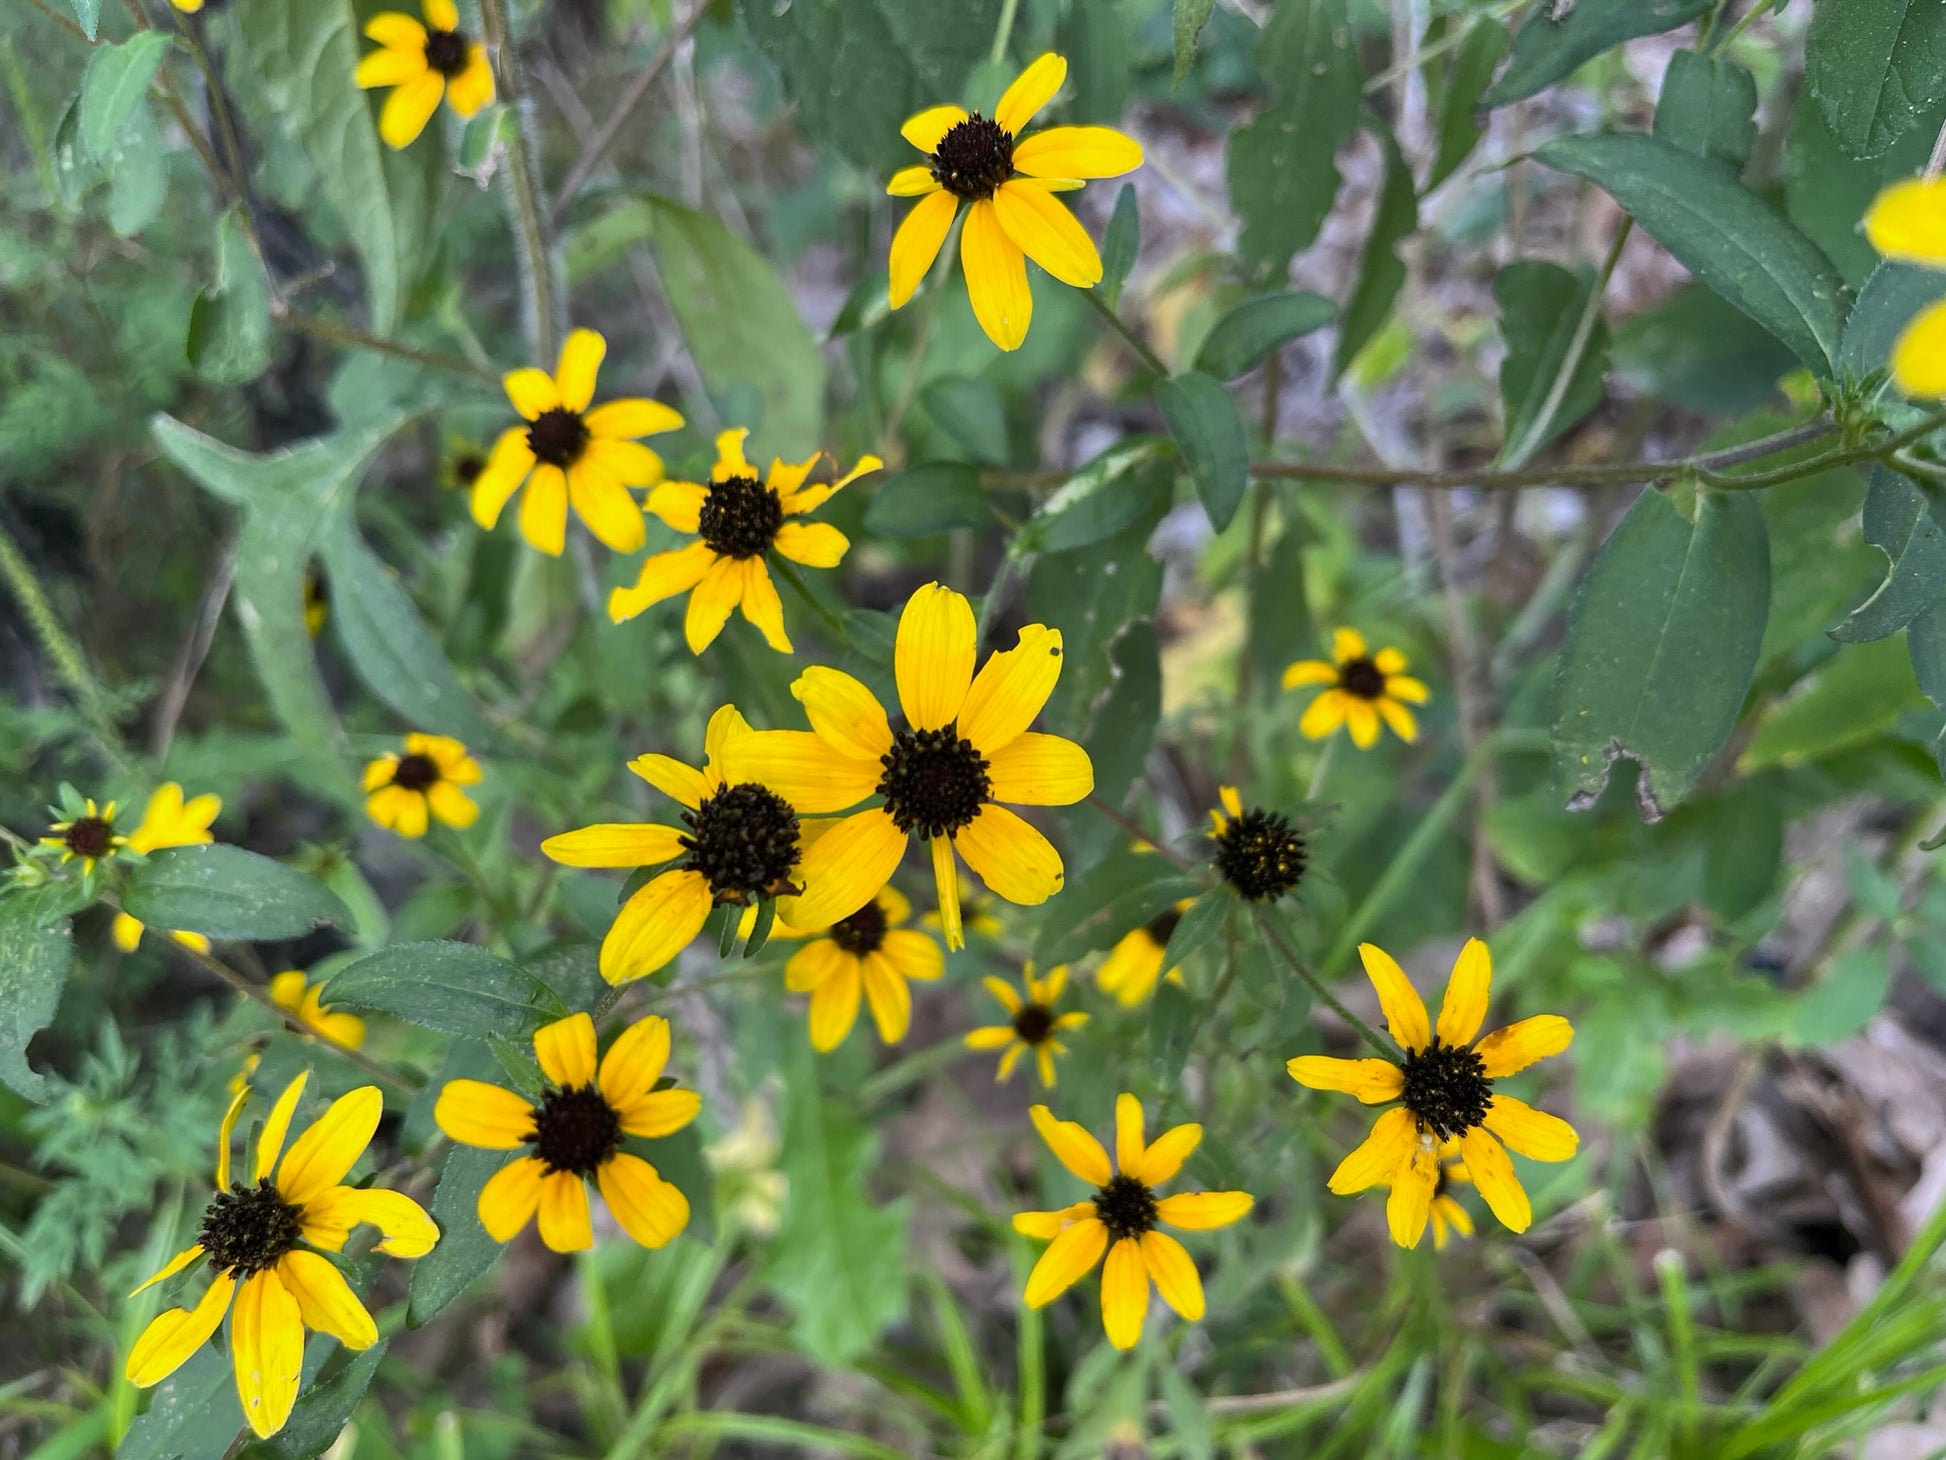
(355, 0, 495, 150)
(783, 886, 943, 1052)
(888, 53, 1143, 351)
(1014, 1094, 1252, 1350)
(363, 733, 482, 838)
(440, 435, 488, 493)
(608, 427, 881, 654)
(41, 796, 127, 875)
(435, 1012, 699, 1253)
(542, 706, 803, 985)
(722, 582, 1093, 951)
(1424, 1140, 1474, 1250)
(267, 971, 367, 1052)
(1095, 900, 1190, 1007)
(1283, 628, 1430, 748)
(125, 1072, 437, 1438)
(1866, 178, 1946, 395)
(106, 782, 222, 952)
(1208, 786, 1306, 902)
(470, 329, 683, 557)
(1287, 938, 1576, 1248)
(966, 963, 1086, 1086)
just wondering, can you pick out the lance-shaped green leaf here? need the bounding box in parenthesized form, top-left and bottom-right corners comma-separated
(1333, 122, 1417, 379)
(79, 31, 173, 159)
(1830, 468, 1946, 643)
(1653, 52, 1758, 169)
(1807, 0, 1946, 161)
(408, 1144, 507, 1326)
(1173, 0, 1217, 85)
(1486, 0, 1710, 107)
(124, 845, 352, 941)
(1495, 261, 1610, 459)
(1099, 184, 1141, 309)
(1425, 17, 1508, 190)
(1157, 371, 1250, 532)
(1035, 853, 1202, 967)
(864, 462, 995, 538)
(0, 884, 87, 1103)
(325, 942, 564, 1041)
(1741, 635, 1925, 769)
(1018, 437, 1170, 554)
(1195, 291, 1336, 380)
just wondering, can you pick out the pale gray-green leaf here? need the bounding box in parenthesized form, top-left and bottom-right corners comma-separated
(1173, 0, 1218, 85)
(0, 885, 82, 1103)
(80, 31, 172, 158)
(1333, 123, 1417, 378)
(186, 206, 272, 386)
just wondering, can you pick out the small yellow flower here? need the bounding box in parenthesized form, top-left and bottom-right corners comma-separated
(1425, 1140, 1475, 1250)
(1287, 938, 1577, 1248)
(1866, 177, 1946, 395)
(112, 783, 223, 953)
(721, 582, 1094, 950)
(783, 886, 943, 1051)
(1283, 627, 1430, 748)
(888, 53, 1143, 350)
(1095, 900, 1190, 1007)
(609, 427, 881, 654)
(542, 706, 804, 985)
(41, 797, 126, 874)
(435, 1012, 700, 1252)
(471, 328, 684, 556)
(1014, 1094, 1253, 1350)
(1208, 786, 1307, 902)
(125, 1073, 438, 1438)
(268, 971, 367, 1052)
(303, 566, 330, 639)
(362, 734, 483, 838)
(440, 435, 488, 493)
(965, 962, 1087, 1085)
(355, 0, 495, 150)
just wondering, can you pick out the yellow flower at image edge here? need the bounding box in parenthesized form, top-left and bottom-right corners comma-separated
(889, 53, 1143, 351)
(112, 781, 223, 954)
(966, 963, 1087, 1085)
(355, 0, 495, 150)
(1015, 1094, 1252, 1350)
(609, 427, 881, 654)
(1288, 938, 1577, 1247)
(1866, 177, 1946, 395)
(125, 1072, 438, 1439)
(269, 971, 367, 1052)
(721, 582, 1094, 950)
(785, 887, 944, 1052)
(1283, 627, 1429, 748)
(363, 733, 482, 837)
(472, 329, 683, 556)
(436, 1013, 699, 1252)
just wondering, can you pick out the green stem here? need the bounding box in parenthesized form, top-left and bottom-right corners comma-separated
(1083, 287, 1168, 376)
(768, 554, 849, 641)
(478, 0, 560, 361)
(275, 312, 499, 383)
(1252, 904, 1398, 1059)
(989, 0, 1021, 66)
(1497, 219, 1631, 470)
(1085, 793, 1195, 869)
(0, 516, 131, 768)
(1305, 735, 1339, 804)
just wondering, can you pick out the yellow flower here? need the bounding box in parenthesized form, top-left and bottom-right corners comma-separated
(112, 782, 223, 954)
(363, 733, 483, 838)
(125, 1072, 438, 1438)
(965, 962, 1087, 1085)
(470, 328, 684, 556)
(1424, 1140, 1474, 1250)
(609, 427, 881, 654)
(355, 0, 495, 150)
(1207, 786, 1307, 902)
(1286, 938, 1577, 1248)
(1014, 1094, 1253, 1350)
(888, 53, 1143, 350)
(1284, 627, 1430, 748)
(435, 1012, 700, 1253)
(1094, 900, 1190, 1007)
(41, 797, 126, 874)
(783, 886, 943, 1051)
(268, 971, 367, 1052)
(721, 582, 1094, 950)
(923, 891, 1004, 941)
(1867, 177, 1946, 395)
(542, 705, 804, 985)
(303, 565, 330, 639)
(440, 435, 488, 493)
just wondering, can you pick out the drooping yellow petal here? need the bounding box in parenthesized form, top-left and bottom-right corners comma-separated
(609, 541, 716, 625)
(1011, 125, 1143, 180)
(1484, 1094, 1578, 1162)
(126, 1271, 235, 1388)
(297, 1185, 438, 1257)
(720, 730, 882, 815)
(568, 459, 646, 553)
(536, 1171, 594, 1252)
(601, 869, 715, 984)
(1281, 659, 1337, 689)
(1100, 1236, 1149, 1349)
(881, 927, 944, 981)
(683, 556, 746, 654)
(901, 103, 968, 153)
(1135, 1122, 1202, 1187)
(1475, 1014, 1573, 1078)
(277, 1251, 378, 1351)
(773, 519, 850, 568)
(1155, 1190, 1253, 1231)
(1357, 943, 1430, 1054)
(793, 667, 896, 762)
(1029, 1103, 1111, 1186)
(598, 1015, 672, 1113)
(1096, 932, 1168, 1006)
(983, 732, 1094, 806)
(540, 822, 688, 868)
(519, 463, 569, 556)
(889, 190, 960, 309)
(1298, 689, 1348, 740)
(954, 804, 1064, 905)
(1866, 177, 1946, 265)
(1375, 698, 1419, 743)
(426, 781, 479, 829)
(618, 1087, 702, 1139)
(737, 560, 793, 654)
(995, 52, 1067, 135)
(435, 1079, 536, 1149)
(1386, 1135, 1440, 1249)
(585, 398, 684, 439)
(477, 1156, 547, 1241)
(378, 69, 445, 149)
(1435, 938, 1493, 1048)
(470, 427, 534, 529)
(216, 1082, 250, 1191)
(784, 809, 908, 930)
(1139, 1230, 1204, 1321)
(887, 164, 941, 196)
(860, 953, 913, 1043)
(553, 328, 606, 413)
(254, 1071, 311, 1183)
(1285, 1055, 1405, 1104)
(130, 1243, 206, 1297)
(895, 581, 977, 731)
(277, 1086, 382, 1204)
(597, 1151, 690, 1248)
(992, 180, 1102, 288)
(806, 956, 863, 1051)
(445, 47, 495, 116)
(231, 1268, 304, 1439)
(931, 833, 962, 949)
(961, 197, 1033, 351)
(1459, 1128, 1530, 1232)
(533, 1012, 598, 1088)
(1326, 1106, 1415, 1195)
(1022, 1215, 1107, 1308)
(1891, 298, 1946, 396)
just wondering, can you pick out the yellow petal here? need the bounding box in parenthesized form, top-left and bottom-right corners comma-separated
(995, 53, 1067, 135)
(930, 834, 963, 950)
(1435, 938, 1492, 1048)
(683, 556, 744, 654)
(379, 69, 444, 149)
(992, 180, 1102, 288)
(965, 1025, 1016, 1049)
(703, 703, 754, 767)
(617, 1087, 701, 1139)
(1096, 933, 1167, 1006)
(1375, 698, 1419, 743)
(477, 1156, 547, 1242)
(1475, 1014, 1573, 1078)
(953, 804, 1063, 905)
(130, 1243, 206, 1297)
(1386, 670, 1430, 700)
(806, 957, 863, 1051)
(1332, 627, 1367, 662)
(1866, 177, 1946, 265)
(1386, 1135, 1440, 1249)
(253, 1071, 311, 1183)
(1344, 698, 1380, 749)
(959, 624, 1064, 753)
(601, 869, 714, 984)
(536, 1171, 594, 1252)
(1460, 1128, 1530, 1233)
(983, 732, 1093, 806)
(276, 1085, 382, 1204)
(356, 44, 428, 89)
(1892, 298, 1946, 396)
(784, 809, 908, 929)
(961, 197, 1032, 351)
(541, 822, 687, 868)
(1154, 1190, 1253, 1231)
(887, 164, 941, 196)
(434, 1079, 536, 1149)
(793, 667, 896, 762)
(1100, 1236, 1149, 1349)
(1011, 125, 1143, 179)
(901, 103, 968, 152)
(627, 749, 710, 809)
(1022, 1215, 1107, 1308)
(1281, 659, 1337, 689)
(895, 581, 977, 730)
(1285, 1055, 1404, 1104)
(568, 459, 645, 553)
(1375, 646, 1408, 674)
(736, 560, 793, 654)
(1134, 1121, 1201, 1186)
(1139, 1230, 1204, 1321)
(554, 328, 606, 413)
(298, 1185, 439, 1257)
(718, 729, 881, 815)
(445, 47, 495, 116)
(609, 540, 715, 624)
(426, 781, 478, 829)
(126, 1271, 235, 1388)
(1326, 1106, 1415, 1194)
(268, 970, 308, 1012)
(365, 13, 426, 48)
(586, 397, 684, 439)
(589, 432, 661, 485)
(533, 1011, 598, 1088)
(889, 190, 960, 309)
(503, 368, 559, 420)
(1484, 1094, 1578, 1162)
(881, 927, 944, 981)
(1114, 1092, 1145, 1177)
(598, 1014, 672, 1112)
(113, 910, 145, 951)
(231, 1269, 304, 1439)
(277, 1251, 377, 1351)
(773, 519, 850, 568)
(520, 463, 569, 555)
(216, 1082, 251, 1191)
(1012, 1201, 1093, 1238)
(470, 427, 533, 529)
(1029, 1103, 1111, 1185)
(1358, 943, 1429, 1054)
(1298, 689, 1348, 740)
(861, 953, 913, 1043)
(421, 0, 457, 29)
(983, 974, 1023, 1014)
(597, 1151, 690, 1248)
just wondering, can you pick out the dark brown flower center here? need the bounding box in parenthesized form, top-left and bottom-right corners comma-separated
(931, 113, 1015, 201)
(829, 898, 889, 956)
(1212, 806, 1306, 902)
(1399, 1039, 1490, 1142)
(199, 1179, 304, 1276)
(1339, 657, 1387, 699)
(1143, 908, 1182, 949)
(697, 475, 783, 560)
(529, 1084, 621, 1177)
(452, 451, 486, 486)
(391, 754, 441, 792)
(878, 723, 990, 839)
(64, 817, 114, 859)
(1011, 1003, 1055, 1045)
(1092, 1172, 1158, 1242)
(526, 407, 590, 469)
(423, 28, 471, 79)
(680, 782, 800, 903)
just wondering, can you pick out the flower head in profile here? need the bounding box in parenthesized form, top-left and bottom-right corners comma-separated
(888, 53, 1143, 350)
(542, 706, 803, 985)
(784, 886, 943, 1051)
(268, 971, 366, 1052)
(1284, 628, 1429, 748)
(966, 963, 1086, 1086)
(363, 734, 482, 838)
(722, 583, 1093, 950)
(609, 427, 881, 654)
(1208, 787, 1306, 902)
(435, 1013, 700, 1253)
(125, 1072, 437, 1438)
(1287, 938, 1576, 1247)
(355, 0, 495, 150)
(110, 783, 223, 953)
(1014, 1094, 1252, 1350)
(1866, 178, 1946, 395)
(471, 329, 683, 557)
(41, 794, 127, 876)
(1095, 900, 1190, 1007)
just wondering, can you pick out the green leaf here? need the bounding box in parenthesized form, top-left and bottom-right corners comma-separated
(1486, 0, 1710, 107)
(123, 845, 351, 941)
(1425, 17, 1508, 190)
(1162, 890, 1230, 972)
(1552, 489, 1771, 818)
(1083, 621, 1161, 807)
(1534, 132, 1851, 376)
(1793, 949, 1892, 1045)
(325, 942, 562, 1041)
(1029, 504, 1168, 739)
(1248, 513, 1314, 696)
(1333, 123, 1417, 380)
(1741, 635, 1926, 770)
(103, 111, 167, 237)
(1908, 592, 1946, 707)
(1156, 372, 1250, 532)
(118, 1348, 241, 1460)
(1806, 0, 1946, 161)
(1841, 261, 1946, 380)
(1173, 0, 1218, 86)
(920, 376, 1009, 465)
(0, 885, 82, 1103)
(1495, 260, 1611, 459)
(1149, 978, 1197, 1087)
(1194, 291, 1336, 380)
(1653, 52, 1758, 169)
(1160, 1363, 1216, 1460)
(1019, 437, 1170, 554)
(260, 1341, 388, 1460)
(408, 1144, 506, 1326)
(67, 0, 99, 40)
(863, 462, 995, 538)
(1700, 783, 1783, 923)
(1831, 469, 1946, 643)
(1099, 184, 1140, 309)
(1059, 0, 1130, 125)
(1225, 0, 1361, 277)
(1034, 854, 1202, 966)
(1785, 93, 1946, 289)
(186, 206, 272, 387)
(79, 31, 172, 159)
